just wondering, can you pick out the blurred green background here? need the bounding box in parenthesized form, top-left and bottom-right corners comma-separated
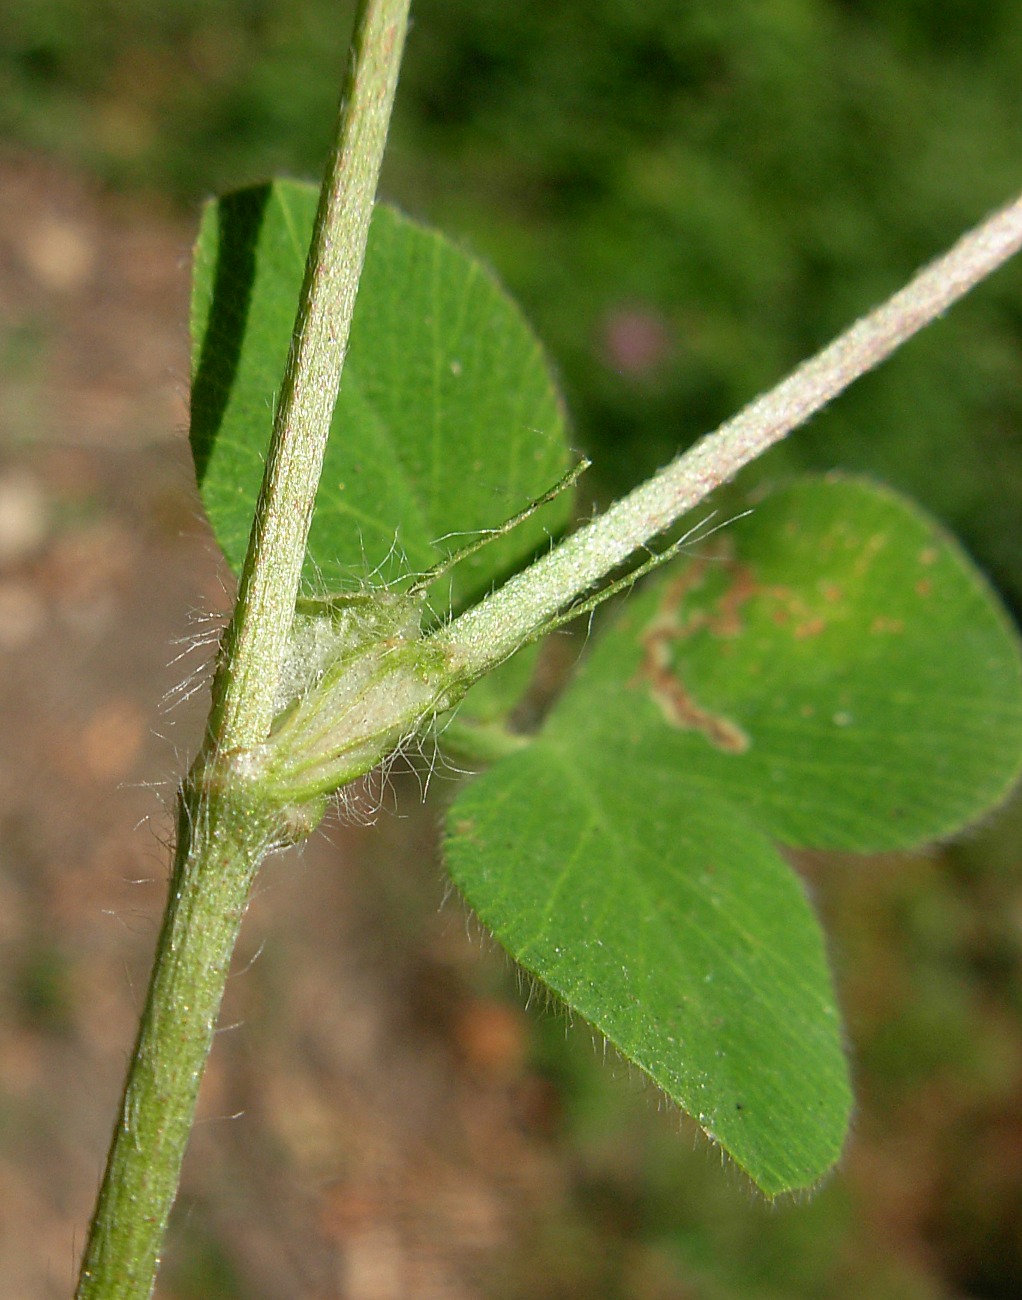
(5, 0, 1022, 601)
(3, 2, 1022, 1297)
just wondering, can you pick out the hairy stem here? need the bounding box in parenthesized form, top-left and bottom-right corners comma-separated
(445, 192, 1022, 675)
(209, 0, 410, 751)
(74, 785, 274, 1300)
(75, 3, 411, 1296)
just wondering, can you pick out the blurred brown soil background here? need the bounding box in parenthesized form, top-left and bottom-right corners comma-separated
(3, 148, 1022, 1300)
(0, 149, 572, 1300)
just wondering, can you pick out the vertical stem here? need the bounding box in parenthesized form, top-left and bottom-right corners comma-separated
(210, 0, 410, 752)
(75, 3, 411, 1296)
(75, 789, 273, 1300)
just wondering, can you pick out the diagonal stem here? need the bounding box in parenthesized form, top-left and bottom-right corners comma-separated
(445, 192, 1022, 675)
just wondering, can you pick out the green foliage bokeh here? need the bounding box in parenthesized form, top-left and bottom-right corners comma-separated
(7, 0, 1020, 600)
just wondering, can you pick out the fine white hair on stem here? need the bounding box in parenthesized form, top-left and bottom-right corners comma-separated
(445, 191, 1022, 678)
(161, 604, 227, 716)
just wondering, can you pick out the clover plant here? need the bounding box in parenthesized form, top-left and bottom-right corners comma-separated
(74, 2, 1022, 1295)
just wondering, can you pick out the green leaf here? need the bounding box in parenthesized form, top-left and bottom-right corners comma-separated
(446, 748, 849, 1195)
(553, 475, 1022, 853)
(445, 476, 1022, 1192)
(190, 180, 572, 717)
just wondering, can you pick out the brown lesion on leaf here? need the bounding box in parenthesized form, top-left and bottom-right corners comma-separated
(793, 616, 826, 640)
(870, 615, 905, 635)
(632, 554, 752, 754)
(915, 545, 939, 597)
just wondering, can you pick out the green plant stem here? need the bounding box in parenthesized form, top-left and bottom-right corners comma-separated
(210, 0, 410, 752)
(443, 191, 1022, 676)
(241, 191, 1022, 810)
(75, 3, 411, 1296)
(74, 787, 274, 1300)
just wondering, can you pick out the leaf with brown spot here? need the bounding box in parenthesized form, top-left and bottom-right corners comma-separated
(446, 475, 1022, 1195)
